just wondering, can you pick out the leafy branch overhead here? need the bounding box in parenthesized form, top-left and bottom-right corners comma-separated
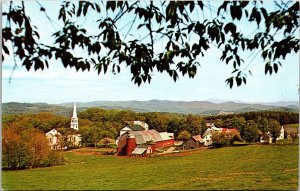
(2, 1, 299, 87)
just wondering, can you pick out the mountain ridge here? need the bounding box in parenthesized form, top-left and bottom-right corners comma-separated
(3, 100, 298, 116)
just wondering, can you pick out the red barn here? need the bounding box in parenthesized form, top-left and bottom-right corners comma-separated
(117, 129, 174, 156)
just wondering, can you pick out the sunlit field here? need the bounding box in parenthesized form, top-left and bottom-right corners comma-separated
(3, 145, 298, 190)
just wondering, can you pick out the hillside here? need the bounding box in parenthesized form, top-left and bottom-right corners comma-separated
(59, 100, 298, 114)
(2, 102, 86, 116)
(3, 100, 298, 115)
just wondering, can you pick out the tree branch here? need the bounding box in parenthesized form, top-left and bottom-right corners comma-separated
(113, 1, 139, 23)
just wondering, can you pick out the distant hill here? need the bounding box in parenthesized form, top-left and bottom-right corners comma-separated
(2, 102, 86, 117)
(3, 100, 298, 116)
(59, 100, 298, 115)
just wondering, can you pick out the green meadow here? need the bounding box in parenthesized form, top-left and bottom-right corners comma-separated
(284, 123, 299, 129)
(2, 145, 298, 190)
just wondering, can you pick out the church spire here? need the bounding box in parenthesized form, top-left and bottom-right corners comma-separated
(72, 102, 77, 118)
(70, 102, 79, 130)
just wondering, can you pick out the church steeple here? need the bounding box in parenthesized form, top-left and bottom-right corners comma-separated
(70, 103, 79, 130)
(72, 102, 77, 118)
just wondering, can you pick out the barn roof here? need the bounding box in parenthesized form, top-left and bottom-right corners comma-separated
(128, 125, 145, 131)
(159, 132, 174, 141)
(121, 126, 132, 131)
(131, 147, 147, 155)
(130, 129, 162, 144)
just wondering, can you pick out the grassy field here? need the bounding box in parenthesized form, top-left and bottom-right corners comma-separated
(2, 145, 298, 190)
(284, 124, 299, 129)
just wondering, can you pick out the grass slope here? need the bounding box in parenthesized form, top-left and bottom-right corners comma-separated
(2, 145, 298, 190)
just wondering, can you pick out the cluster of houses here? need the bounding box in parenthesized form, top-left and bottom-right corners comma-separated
(183, 122, 240, 149)
(183, 120, 286, 149)
(45, 103, 287, 156)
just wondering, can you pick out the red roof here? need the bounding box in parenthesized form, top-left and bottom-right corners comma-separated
(192, 135, 204, 142)
(221, 128, 239, 134)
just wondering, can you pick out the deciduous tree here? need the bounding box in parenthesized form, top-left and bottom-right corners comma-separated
(268, 119, 281, 143)
(178, 130, 191, 141)
(243, 120, 258, 143)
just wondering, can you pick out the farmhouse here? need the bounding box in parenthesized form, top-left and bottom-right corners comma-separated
(203, 127, 240, 146)
(46, 103, 81, 149)
(183, 135, 205, 149)
(260, 126, 285, 143)
(117, 129, 174, 156)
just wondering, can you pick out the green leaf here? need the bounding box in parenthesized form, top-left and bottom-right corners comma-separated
(3, 45, 9, 55)
(197, 1, 204, 10)
(83, 3, 89, 16)
(224, 22, 236, 34)
(242, 77, 246, 84)
(236, 77, 242, 86)
(260, 8, 268, 19)
(189, 2, 195, 12)
(273, 63, 278, 73)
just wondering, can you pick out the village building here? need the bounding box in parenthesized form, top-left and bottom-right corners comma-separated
(46, 129, 61, 150)
(202, 127, 239, 146)
(46, 103, 81, 149)
(260, 126, 285, 143)
(117, 129, 174, 156)
(183, 135, 205, 149)
(277, 126, 285, 140)
(205, 119, 215, 128)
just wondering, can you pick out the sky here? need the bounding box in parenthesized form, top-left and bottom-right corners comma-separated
(2, 1, 299, 104)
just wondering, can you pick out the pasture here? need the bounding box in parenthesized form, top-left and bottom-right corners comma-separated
(2, 145, 298, 190)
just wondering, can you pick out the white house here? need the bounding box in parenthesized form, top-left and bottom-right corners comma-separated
(46, 129, 61, 150)
(261, 126, 285, 143)
(46, 103, 81, 149)
(277, 126, 285, 140)
(202, 128, 214, 146)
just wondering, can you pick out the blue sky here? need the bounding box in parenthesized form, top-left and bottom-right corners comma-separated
(2, 1, 299, 104)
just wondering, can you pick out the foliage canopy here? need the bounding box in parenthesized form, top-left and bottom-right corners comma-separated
(2, 1, 299, 87)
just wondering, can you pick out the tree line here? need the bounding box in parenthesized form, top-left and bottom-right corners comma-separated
(3, 108, 298, 143)
(3, 108, 298, 169)
(205, 111, 298, 125)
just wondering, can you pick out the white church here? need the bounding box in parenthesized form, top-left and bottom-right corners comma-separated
(46, 103, 82, 150)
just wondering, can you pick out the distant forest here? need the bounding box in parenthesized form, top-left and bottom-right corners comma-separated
(3, 107, 298, 139)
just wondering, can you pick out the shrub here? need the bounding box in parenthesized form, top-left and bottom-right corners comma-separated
(211, 132, 230, 148)
(178, 130, 191, 141)
(2, 128, 64, 170)
(45, 151, 65, 166)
